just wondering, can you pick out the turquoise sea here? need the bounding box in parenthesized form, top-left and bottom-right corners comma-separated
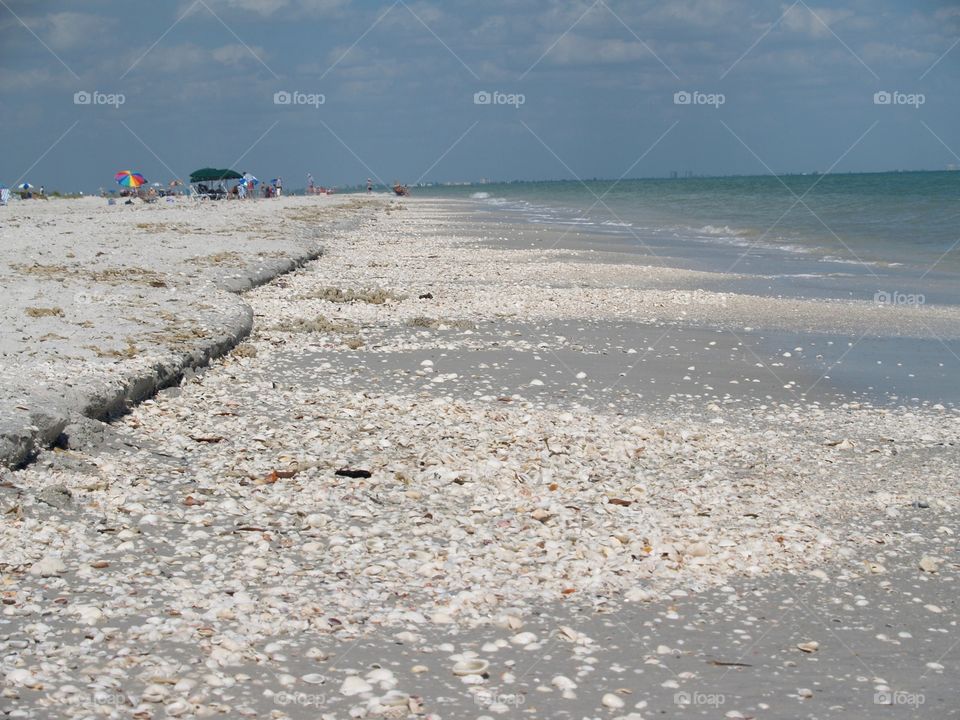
(421, 171, 960, 304)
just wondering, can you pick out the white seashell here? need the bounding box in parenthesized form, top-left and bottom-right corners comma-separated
(379, 690, 410, 707)
(29, 556, 65, 577)
(141, 684, 168, 702)
(452, 659, 489, 676)
(510, 632, 537, 646)
(6, 669, 37, 687)
(625, 587, 653, 602)
(340, 675, 373, 696)
(601, 693, 625, 708)
(366, 668, 396, 688)
(165, 700, 191, 716)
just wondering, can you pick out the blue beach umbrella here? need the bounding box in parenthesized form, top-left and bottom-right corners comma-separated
(18, 182, 33, 190)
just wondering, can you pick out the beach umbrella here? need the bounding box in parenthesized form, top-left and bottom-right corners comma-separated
(115, 171, 147, 189)
(18, 182, 33, 190)
(242, 172, 259, 185)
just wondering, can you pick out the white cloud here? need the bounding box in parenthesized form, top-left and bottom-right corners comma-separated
(780, 4, 853, 38)
(187, 0, 348, 17)
(41, 12, 113, 50)
(212, 43, 267, 65)
(0, 67, 60, 92)
(861, 42, 936, 67)
(547, 33, 659, 66)
(646, 0, 737, 28)
(934, 7, 960, 21)
(127, 44, 209, 73)
(196, 0, 289, 16)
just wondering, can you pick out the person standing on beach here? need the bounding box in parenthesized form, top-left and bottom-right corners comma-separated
(276, 177, 282, 197)
(307, 174, 314, 194)
(367, 178, 372, 193)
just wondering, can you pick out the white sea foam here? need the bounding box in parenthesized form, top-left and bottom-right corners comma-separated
(697, 224, 752, 237)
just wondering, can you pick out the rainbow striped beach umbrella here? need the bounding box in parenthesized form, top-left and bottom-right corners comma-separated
(115, 171, 147, 189)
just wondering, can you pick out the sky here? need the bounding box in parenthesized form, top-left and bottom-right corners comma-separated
(0, 0, 958, 191)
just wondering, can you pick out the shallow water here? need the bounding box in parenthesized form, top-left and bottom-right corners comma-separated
(421, 172, 960, 305)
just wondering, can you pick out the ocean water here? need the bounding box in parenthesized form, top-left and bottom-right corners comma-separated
(422, 172, 960, 303)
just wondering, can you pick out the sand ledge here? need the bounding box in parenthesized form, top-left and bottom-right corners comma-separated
(0, 195, 377, 468)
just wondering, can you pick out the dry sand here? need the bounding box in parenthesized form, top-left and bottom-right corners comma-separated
(0, 195, 375, 467)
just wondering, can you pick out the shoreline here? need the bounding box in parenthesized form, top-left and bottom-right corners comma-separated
(1, 196, 957, 718)
(0, 195, 381, 468)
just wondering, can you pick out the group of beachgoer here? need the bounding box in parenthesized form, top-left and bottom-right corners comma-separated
(306, 173, 336, 195)
(2, 185, 45, 204)
(364, 178, 409, 196)
(229, 175, 281, 199)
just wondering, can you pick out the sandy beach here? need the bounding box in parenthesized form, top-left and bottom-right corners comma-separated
(0, 195, 373, 468)
(1, 195, 957, 719)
